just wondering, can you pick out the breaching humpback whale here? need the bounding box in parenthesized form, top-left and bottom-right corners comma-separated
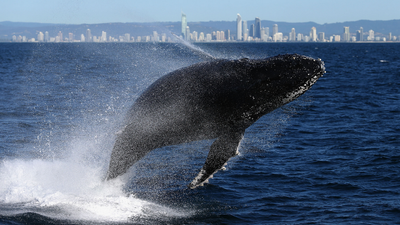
(106, 53, 325, 189)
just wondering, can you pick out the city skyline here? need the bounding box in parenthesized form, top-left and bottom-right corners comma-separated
(9, 13, 400, 43)
(1, 0, 400, 25)
(173, 14, 399, 43)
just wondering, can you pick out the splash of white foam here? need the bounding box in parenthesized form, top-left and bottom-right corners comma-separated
(172, 33, 215, 60)
(0, 155, 187, 222)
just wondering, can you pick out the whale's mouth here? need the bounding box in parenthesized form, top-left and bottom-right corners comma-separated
(281, 56, 326, 104)
(281, 72, 321, 104)
(281, 58, 325, 104)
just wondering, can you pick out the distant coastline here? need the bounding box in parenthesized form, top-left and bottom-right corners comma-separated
(1, 19, 400, 43)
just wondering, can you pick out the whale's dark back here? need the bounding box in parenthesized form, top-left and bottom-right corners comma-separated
(126, 54, 324, 142)
(106, 54, 325, 181)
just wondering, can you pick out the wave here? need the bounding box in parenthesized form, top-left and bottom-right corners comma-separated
(0, 149, 189, 223)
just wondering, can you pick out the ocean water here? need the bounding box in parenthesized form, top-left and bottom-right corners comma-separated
(0, 42, 399, 224)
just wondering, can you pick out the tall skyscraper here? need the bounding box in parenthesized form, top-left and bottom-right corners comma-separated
(261, 28, 265, 41)
(186, 26, 190, 41)
(58, 31, 63, 42)
(44, 31, 49, 42)
(199, 32, 205, 41)
(101, 31, 107, 42)
(125, 33, 130, 42)
(311, 27, 317, 42)
(368, 30, 374, 41)
(192, 31, 198, 41)
(69, 33, 74, 42)
(273, 24, 278, 36)
(86, 29, 92, 42)
(254, 17, 261, 39)
(216, 31, 221, 40)
(225, 30, 231, 41)
(236, 14, 242, 41)
(264, 27, 269, 39)
(289, 28, 296, 41)
(273, 32, 283, 42)
(181, 13, 187, 40)
(242, 20, 248, 40)
(343, 26, 350, 42)
(359, 27, 364, 41)
(153, 31, 159, 42)
(37, 32, 44, 42)
(249, 24, 254, 38)
(356, 30, 362, 41)
(297, 33, 303, 42)
(318, 32, 325, 42)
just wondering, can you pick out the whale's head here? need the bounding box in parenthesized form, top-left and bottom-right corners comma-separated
(244, 54, 325, 115)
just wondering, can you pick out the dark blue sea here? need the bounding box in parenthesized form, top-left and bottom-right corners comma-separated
(0, 42, 399, 224)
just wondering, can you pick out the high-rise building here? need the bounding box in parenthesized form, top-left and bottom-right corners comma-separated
(389, 32, 392, 41)
(254, 17, 261, 39)
(359, 27, 364, 41)
(101, 31, 107, 42)
(225, 30, 231, 41)
(199, 32, 205, 41)
(44, 31, 49, 42)
(264, 27, 269, 39)
(318, 32, 325, 42)
(192, 31, 198, 41)
(356, 30, 362, 41)
(249, 24, 254, 38)
(69, 33, 74, 42)
(297, 33, 303, 42)
(368, 30, 374, 41)
(181, 13, 187, 40)
(58, 31, 63, 42)
(334, 35, 341, 42)
(236, 14, 242, 41)
(311, 27, 317, 41)
(289, 28, 296, 41)
(80, 34, 85, 42)
(37, 32, 44, 42)
(125, 33, 130, 42)
(273, 32, 283, 42)
(273, 24, 278, 36)
(153, 31, 159, 42)
(242, 20, 248, 40)
(186, 26, 190, 41)
(260, 28, 269, 41)
(206, 33, 212, 42)
(86, 29, 92, 42)
(212, 31, 217, 40)
(343, 26, 350, 42)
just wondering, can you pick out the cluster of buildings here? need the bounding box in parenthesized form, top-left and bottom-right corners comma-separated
(10, 13, 399, 43)
(181, 13, 398, 42)
(182, 13, 398, 42)
(12, 29, 172, 43)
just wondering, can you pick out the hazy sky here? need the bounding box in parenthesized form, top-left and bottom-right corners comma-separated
(1, 0, 400, 24)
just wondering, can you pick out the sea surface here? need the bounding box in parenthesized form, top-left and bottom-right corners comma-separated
(0, 42, 399, 224)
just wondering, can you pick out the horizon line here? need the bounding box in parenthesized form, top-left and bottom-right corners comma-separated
(2, 18, 400, 26)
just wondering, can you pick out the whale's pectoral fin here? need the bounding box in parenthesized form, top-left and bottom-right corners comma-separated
(188, 132, 244, 189)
